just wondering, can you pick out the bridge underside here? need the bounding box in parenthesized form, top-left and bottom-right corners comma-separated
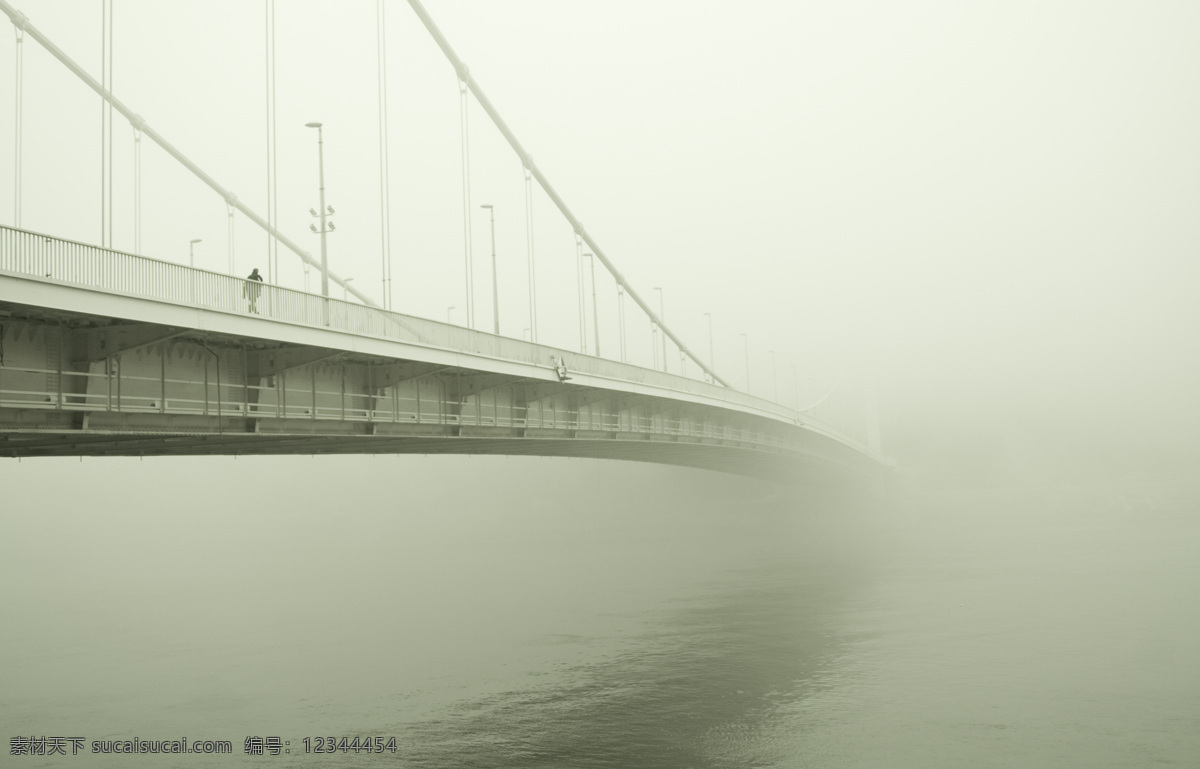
(0, 428, 854, 485)
(0, 290, 879, 486)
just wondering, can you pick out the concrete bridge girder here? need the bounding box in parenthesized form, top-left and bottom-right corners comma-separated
(450, 372, 526, 400)
(0, 426, 869, 485)
(247, 346, 346, 379)
(368, 361, 453, 390)
(72, 324, 190, 364)
(0, 327, 756, 453)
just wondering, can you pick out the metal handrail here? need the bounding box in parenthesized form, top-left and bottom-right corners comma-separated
(0, 361, 809, 455)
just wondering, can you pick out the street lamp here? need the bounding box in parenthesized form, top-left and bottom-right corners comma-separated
(790, 363, 800, 410)
(769, 349, 778, 403)
(616, 284, 627, 362)
(649, 318, 658, 370)
(304, 122, 332, 298)
(653, 287, 666, 372)
(740, 333, 750, 393)
(703, 312, 714, 383)
(343, 277, 354, 301)
(446, 305, 456, 324)
(189, 238, 201, 267)
(584, 253, 599, 357)
(480, 204, 499, 334)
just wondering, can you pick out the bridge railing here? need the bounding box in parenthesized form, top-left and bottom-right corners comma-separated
(0, 360, 798, 454)
(0, 224, 871, 455)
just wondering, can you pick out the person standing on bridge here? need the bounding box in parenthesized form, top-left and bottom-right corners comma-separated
(245, 268, 264, 314)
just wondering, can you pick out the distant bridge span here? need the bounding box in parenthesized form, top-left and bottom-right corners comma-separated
(0, 227, 882, 484)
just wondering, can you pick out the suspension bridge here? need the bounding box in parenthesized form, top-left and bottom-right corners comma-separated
(0, 0, 885, 483)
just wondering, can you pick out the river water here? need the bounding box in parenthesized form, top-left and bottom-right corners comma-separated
(3, 456, 1198, 767)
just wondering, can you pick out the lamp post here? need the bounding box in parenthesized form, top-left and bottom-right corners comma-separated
(343, 277, 354, 301)
(703, 312, 714, 383)
(617, 284, 627, 362)
(740, 333, 750, 393)
(304, 122, 330, 298)
(576, 236, 586, 353)
(653, 287, 666, 372)
(649, 319, 658, 370)
(189, 238, 201, 267)
(769, 349, 778, 403)
(446, 305, 456, 324)
(480, 204, 498, 334)
(584, 253, 599, 357)
(790, 363, 800, 411)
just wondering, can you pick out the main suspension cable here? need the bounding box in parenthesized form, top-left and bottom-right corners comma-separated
(404, 0, 729, 385)
(0, 0, 371, 303)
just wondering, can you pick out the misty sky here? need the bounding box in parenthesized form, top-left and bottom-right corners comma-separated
(1, 0, 1197, 469)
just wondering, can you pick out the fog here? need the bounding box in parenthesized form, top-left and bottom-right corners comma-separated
(4, 6, 1200, 764)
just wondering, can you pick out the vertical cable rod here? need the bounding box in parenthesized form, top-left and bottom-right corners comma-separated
(587, 253, 599, 357)
(226, 202, 235, 274)
(106, 0, 113, 249)
(0, 0, 370, 302)
(524, 166, 537, 341)
(652, 320, 659, 371)
(12, 12, 23, 227)
(270, 9, 278, 286)
(264, 0, 278, 284)
(377, 0, 393, 310)
(575, 234, 586, 353)
(458, 77, 474, 328)
(617, 284, 626, 362)
(132, 126, 141, 252)
(99, 0, 107, 245)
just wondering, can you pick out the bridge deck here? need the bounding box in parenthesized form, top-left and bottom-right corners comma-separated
(0, 225, 881, 484)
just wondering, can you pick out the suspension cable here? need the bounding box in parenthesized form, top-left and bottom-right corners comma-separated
(264, 0, 278, 284)
(0, 0, 372, 303)
(12, 12, 23, 227)
(799, 370, 846, 413)
(617, 284, 626, 362)
(575, 234, 586, 353)
(458, 76, 474, 328)
(99, 0, 107, 246)
(106, 0, 113, 249)
(377, 0, 393, 311)
(133, 125, 141, 253)
(270, 6, 278, 287)
(226, 201, 235, 274)
(524, 166, 536, 341)
(651, 319, 659, 371)
(404, 0, 729, 386)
